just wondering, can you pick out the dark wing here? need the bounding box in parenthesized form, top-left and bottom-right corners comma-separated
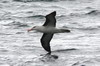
(43, 11, 56, 27)
(40, 33, 54, 53)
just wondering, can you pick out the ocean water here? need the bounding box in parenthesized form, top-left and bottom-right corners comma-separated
(0, 0, 100, 66)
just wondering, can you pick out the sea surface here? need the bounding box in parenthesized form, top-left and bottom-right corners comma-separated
(0, 0, 100, 66)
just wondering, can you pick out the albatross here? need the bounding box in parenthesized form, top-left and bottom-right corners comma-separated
(28, 11, 70, 55)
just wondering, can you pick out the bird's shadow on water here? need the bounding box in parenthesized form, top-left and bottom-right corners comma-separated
(39, 53, 58, 62)
(39, 48, 77, 62)
(53, 48, 77, 52)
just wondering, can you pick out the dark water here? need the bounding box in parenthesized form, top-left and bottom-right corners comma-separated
(0, 0, 100, 66)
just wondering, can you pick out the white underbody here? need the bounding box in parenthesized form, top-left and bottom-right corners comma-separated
(34, 26, 68, 33)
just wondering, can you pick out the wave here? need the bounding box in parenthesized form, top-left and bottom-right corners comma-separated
(77, 27, 100, 30)
(13, 0, 93, 2)
(85, 10, 100, 15)
(27, 15, 45, 19)
(13, 0, 75, 2)
(5, 21, 29, 27)
(13, 0, 58, 2)
(63, 24, 100, 31)
(26, 14, 67, 19)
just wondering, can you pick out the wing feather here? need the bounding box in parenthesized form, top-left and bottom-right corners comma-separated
(43, 11, 56, 27)
(40, 33, 54, 53)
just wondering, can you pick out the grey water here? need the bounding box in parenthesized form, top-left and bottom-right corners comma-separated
(0, 0, 100, 66)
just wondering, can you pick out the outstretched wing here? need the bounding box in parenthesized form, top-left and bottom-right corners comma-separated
(43, 11, 56, 27)
(40, 33, 54, 53)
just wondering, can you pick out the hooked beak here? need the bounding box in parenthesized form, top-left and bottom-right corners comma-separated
(27, 28, 33, 32)
(27, 26, 35, 32)
(27, 27, 34, 32)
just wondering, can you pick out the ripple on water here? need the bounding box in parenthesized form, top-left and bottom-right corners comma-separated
(0, 64, 10, 66)
(5, 21, 29, 27)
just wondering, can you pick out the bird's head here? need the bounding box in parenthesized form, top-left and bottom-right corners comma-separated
(27, 26, 37, 32)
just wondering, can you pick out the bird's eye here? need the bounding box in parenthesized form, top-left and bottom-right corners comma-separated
(33, 26, 36, 28)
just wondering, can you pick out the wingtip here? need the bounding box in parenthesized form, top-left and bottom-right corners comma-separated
(51, 11, 56, 16)
(52, 11, 56, 14)
(46, 11, 56, 17)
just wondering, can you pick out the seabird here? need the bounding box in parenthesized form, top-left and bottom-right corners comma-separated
(28, 11, 70, 55)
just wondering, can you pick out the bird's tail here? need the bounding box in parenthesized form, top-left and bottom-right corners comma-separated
(60, 29, 70, 33)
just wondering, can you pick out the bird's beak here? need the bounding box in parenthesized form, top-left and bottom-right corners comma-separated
(27, 26, 36, 32)
(27, 28, 33, 32)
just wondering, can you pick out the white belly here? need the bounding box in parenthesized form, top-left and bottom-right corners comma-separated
(36, 26, 59, 33)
